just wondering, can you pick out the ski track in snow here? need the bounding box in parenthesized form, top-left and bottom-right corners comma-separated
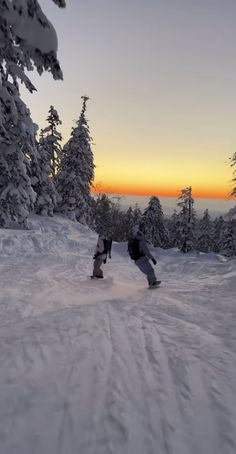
(0, 216, 236, 454)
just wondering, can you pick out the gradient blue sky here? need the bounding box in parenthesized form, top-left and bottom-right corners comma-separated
(22, 0, 236, 198)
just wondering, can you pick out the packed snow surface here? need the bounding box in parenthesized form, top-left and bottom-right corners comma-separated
(0, 216, 236, 454)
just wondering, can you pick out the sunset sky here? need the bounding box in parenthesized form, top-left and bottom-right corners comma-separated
(22, 0, 236, 199)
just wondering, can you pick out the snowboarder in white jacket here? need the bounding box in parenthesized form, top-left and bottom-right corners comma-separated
(128, 226, 159, 288)
(92, 235, 112, 278)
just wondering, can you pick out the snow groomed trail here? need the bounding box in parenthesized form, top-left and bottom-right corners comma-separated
(0, 216, 236, 454)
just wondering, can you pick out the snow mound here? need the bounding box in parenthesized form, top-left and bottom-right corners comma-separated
(0, 215, 95, 256)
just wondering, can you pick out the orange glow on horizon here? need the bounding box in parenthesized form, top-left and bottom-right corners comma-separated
(92, 182, 234, 200)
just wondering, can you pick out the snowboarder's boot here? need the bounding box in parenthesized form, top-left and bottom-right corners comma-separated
(148, 280, 161, 289)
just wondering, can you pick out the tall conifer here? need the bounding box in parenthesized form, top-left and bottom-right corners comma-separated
(56, 96, 95, 223)
(31, 131, 57, 216)
(41, 106, 62, 177)
(230, 151, 236, 197)
(197, 209, 213, 253)
(140, 196, 169, 248)
(177, 186, 196, 253)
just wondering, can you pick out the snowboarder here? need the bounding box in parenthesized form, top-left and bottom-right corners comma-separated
(128, 226, 160, 288)
(92, 234, 112, 279)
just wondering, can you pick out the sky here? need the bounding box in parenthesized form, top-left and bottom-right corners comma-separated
(22, 0, 236, 199)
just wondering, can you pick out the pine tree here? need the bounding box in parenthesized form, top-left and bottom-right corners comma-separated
(168, 209, 181, 248)
(110, 199, 126, 241)
(0, 92, 37, 227)
(177, 186, 196, 253)
(56, 96, 95, 223)
(92, 193, 113, 237)
(31, 131, 57, 216)
(212, 216, 225, 253)
(123, 206, 140, 239)
(124, 206, 134, 237)
(0, 0, 65, 227)
(197, 209, 213, 253)
(140, 196, 169, 248)
(41, 106, 62, 177)
(219, 220, 236, 257)
(230, 151, 236, 197)
(225, 206, 236, 220)
(133, 204, 142, 229)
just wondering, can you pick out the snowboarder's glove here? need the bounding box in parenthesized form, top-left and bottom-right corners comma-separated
(152, 258, 157, 265)
(103, 258, 107, 264)
(93, 254, 98, 259)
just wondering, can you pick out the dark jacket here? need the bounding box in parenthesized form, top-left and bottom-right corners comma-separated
(134, 231, 155, 261)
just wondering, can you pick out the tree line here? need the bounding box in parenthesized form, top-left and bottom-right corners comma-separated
(92, 189, 236, 257)
(0, 0, 235, 257)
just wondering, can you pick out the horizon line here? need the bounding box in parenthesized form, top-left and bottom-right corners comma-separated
(91, 188, 234, 201)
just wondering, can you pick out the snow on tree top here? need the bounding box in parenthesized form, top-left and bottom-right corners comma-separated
(2, 4, 58, 54)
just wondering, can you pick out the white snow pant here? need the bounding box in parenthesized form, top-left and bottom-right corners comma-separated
(135, 256, 157, 285)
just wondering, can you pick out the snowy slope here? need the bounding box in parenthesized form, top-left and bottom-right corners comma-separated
(0, 215, 236, 454)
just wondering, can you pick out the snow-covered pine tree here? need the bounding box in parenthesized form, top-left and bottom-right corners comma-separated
(212, 216, 225, 253)
(0, 0, 65, 227)
(177, 186, 196, 253)
(124, 207, 134, 236)
(123, 206, 141, 240)
(110, 198, 126, 241)
(56, 96, 95, 223)
(219, 220, 236, 257)
(140, 196, 169, 248)
(123, 204, 142, 239)
(133, 204, 142, 229)
(168, 209, 181, 248)
(0, 90, 37, 227)
(41, 106, 62, 177)
(31, 130, 57, 216)
(225, 206, 236, 220)
(92, 193, 113, 237)
(196, 209, 213, 253)
(230, 150, 236, 197)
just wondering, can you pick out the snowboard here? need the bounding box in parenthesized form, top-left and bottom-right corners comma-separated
(89, 275, 114, 285)
(148, 280, 162, 289)
(89, 275, 104, 279)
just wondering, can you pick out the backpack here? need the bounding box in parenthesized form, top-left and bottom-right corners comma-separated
(127, 238, 143, 261)
(103, 239, 112, 258)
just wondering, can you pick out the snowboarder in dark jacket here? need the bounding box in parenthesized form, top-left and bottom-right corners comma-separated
(128, 226, 159, 288)
(92, 235, 112, 278)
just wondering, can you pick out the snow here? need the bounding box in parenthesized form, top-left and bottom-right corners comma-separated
(3, 4, 58, 54)
(0, 215, 236, 454)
